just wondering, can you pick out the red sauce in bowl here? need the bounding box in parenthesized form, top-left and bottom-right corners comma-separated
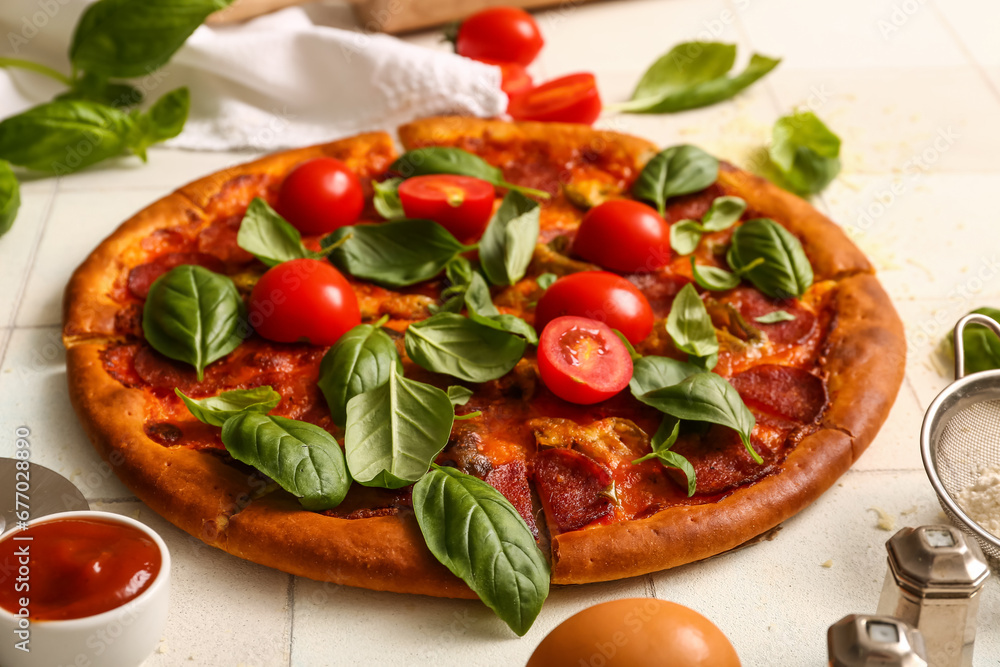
(0, 517, 162, 621)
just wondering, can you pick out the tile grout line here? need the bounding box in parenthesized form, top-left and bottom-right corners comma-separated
(927, 0, 1000, 106)
(286, 575, 296, 667)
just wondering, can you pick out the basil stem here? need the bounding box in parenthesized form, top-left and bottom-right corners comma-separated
(372, 177, 405, 220)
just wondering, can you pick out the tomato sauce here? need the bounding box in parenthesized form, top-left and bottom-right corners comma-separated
(0, 518, 161, 621)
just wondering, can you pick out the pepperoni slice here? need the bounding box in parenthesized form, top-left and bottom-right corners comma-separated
(533, 448, 613, 532)
(715, 286, 816, 345)
(670, 422, 786, 495)
(662, 184, 725, 224)
(485, 460, 538, 538)
(198, 215, 254, 265)
(133, 345, 200, 391)
(127, 252, 224, 299)
(730, 364, 827, 424)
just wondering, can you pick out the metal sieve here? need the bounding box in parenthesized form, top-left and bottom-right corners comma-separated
(921, 313, 1000, 567)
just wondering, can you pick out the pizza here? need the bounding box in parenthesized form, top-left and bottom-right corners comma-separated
(62, 117, 905, 628)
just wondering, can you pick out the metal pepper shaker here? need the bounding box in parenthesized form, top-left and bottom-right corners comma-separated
(827, 614, 928, 667)
(876, 525, 989, 667)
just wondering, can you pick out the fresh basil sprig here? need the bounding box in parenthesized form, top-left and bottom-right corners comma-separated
(222, 412, 350, 510)
(447, 385, 474, 407)
(141, 265, 245, 381)
(405, 313, 527, 383)
(768, 110, 841, 196)
(690, 258, 741, 292)
(633, 416, 696, 497)
(373, 177, 405, 220)
(464, 274, 539, 344)
(176, 386, 281, 427)
(755, 310, 796, 324)
(317, 317, 402, 427)
(127, 86, 190, 160)
(413, 465, 550, 636)
(727, 218, 813, 299)
(629, 355, 700, 401)
(391, 147, 549, 199)
(236, 197, 321, 267)
(344, 368, 455, 489)
(479, 191, 541, 286)
(632, 145, 719, 216)
(670, 196, 746, 255)
(0, 161, 20, 238)
(666, 283, 719, 362)
(614, 42, 780, 114)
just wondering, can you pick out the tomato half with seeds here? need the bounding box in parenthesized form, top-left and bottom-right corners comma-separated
(248, 258, 360, 346)
(398, 175, 495, 242)
(573, 200, 671, 273)
(535, 271, 654, 345)
(537, 316, 633, 405)
(276, 157, 364, 235)
(508, 73, 602, 125)
(456, 6, 544, 67)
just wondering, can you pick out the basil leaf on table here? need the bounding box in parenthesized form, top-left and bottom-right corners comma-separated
(447, 385, 474, 407)
(323, 219, 471, 287)
(479, 191, 541, 286)
(616, 42, 780, 114)
(221, 412, 350, 511)
(413, 465, 549, 636)
(640, 372, 761, 463)
(344, 369, 455, 488)
(70, 0, 234, 79)
(769, 110, 841, 196)
(691, 258, 741, 291)
(948, 307, 1000, 374)
(405, 313, 527, 383)
(670, 220, 704, 256)
(237, 197, 310, 267)
(391, 147, 549, 199)
(632, 416, 696, 497)
(632, 145, 719, 216)
(176, 386, 281, 427)
(754, 310, 797, 324)
(141, 265, 245, 381)
(629, 355, 701, 403)
(666, 283, 719, 359)
(318, 319, 402, 427)
(127, 87, 191, 161)
(727, 218, 813, 299)
(373, 177, 405, 220)
(0, 161, 20, 237)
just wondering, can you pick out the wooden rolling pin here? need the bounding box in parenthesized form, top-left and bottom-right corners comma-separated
(208, 0, 592, 34)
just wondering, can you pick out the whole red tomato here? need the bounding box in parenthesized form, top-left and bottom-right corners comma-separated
(456, 7, 544, 67)
(275, 158, 364, 235)
(535, 271, 654, 344)
(537, 316, 633, 405)
(573, 200, 671, 273)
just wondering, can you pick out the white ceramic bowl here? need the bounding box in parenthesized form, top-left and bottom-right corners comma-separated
(0, 510, 171, 667)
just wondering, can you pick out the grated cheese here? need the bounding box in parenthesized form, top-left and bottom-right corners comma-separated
(957, 465, 1000, 537)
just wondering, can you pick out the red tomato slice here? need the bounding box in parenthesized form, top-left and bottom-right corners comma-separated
(398, 175, 495, 242)
(508, 73, 602, 125)
(537, 316, 633, 405)
(248, 258, 360, 346)
(276, 157, 364, 236)
(456, 7, 544, 67)
(573, 200, 671, 273)
(535, 271, 654, 345)
(474, 58, 534, 99)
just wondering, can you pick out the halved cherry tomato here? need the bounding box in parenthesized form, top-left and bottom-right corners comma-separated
(535, 271, 654, 345)
(456, 7, 544, 67)
(573, 200, 670, 273)
(508, 73, 602, 125)
(474, 58, 534, 99)
(537, 316, 633, 405)
(276, 158, 364, 235)
(248, 258, 360, 346)
(398, 175, 495, 242)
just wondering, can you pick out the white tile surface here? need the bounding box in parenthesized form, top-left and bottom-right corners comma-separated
(56, 148, 260, 192)
(0, 179, 55, 327)
(932, 0, 1000, 66)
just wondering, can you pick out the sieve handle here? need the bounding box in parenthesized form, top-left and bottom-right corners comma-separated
(953, 313, 1000, 379)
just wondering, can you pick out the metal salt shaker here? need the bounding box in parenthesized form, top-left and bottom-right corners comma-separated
(828, 614, 928, 667)
(876, 525, 990, 666)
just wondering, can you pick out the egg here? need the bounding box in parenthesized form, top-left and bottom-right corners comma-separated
(527, 598, 740, 667)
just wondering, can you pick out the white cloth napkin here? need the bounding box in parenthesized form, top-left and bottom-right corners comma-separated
(0, 1, 507, 150)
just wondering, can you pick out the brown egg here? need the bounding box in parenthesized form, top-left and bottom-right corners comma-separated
(527, 598, 741, 667)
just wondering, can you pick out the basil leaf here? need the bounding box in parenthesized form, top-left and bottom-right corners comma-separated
(754, 310, 796, 324)
(476, 313, 539, 346)
(666, 283, 718, 358)
(391, 147, 547, 199)
(413, 465, 549, 636)
(700, 196, 746, 232)
(613, 329, 642, 362)
(632, 416, 695, 497)
(237, 198, 310, 267)
(323, 219, 469, 287)
(479, 191, 541, 286)
(55, 72, 143, 108)
(221, 412, 349, 511)
(629, 355, 701, 403)
(691, 258, 741, 291)
(640, 372, 760, 463)
(447, 385, 474, 407)
(176, 386, 281, 427)
(950, 307, 1000, 374)
(463, 272, 501, 317)
(632, 145, 719, 216)
(405, 313, 527, 382)
(317, 320, 402, 427)
(769, 111, 841, 196)
(127, 87, 190, 161)
(0, 100, 131, 173)
(373, 177, 405, 220)
(344, 369, 454, 488)
(670, 220, 704, 255)
(727, 218, 813, 299)
(70, 0, 233, 79)
(0, 161, 20, 237)
(141, 265, 245, 381)
(536, 272, 557, 290)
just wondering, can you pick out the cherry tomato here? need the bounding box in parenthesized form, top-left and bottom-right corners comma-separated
(275, 158, 364, 235)
(535, 271, 654, 345)
(474, 58, 534, 99)
(508, 73, 602, 125)
(248, 258, 360, 346)
(456, 7, 544, 67)
(537, 316, 633, 405)
(398, 175, 495, 242)
(573, 200, 671, 273)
